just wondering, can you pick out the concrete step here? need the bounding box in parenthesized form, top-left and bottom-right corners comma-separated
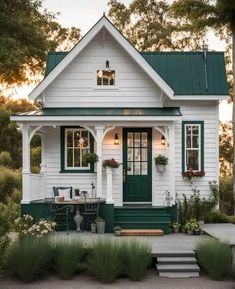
(159, 272, 200, 278)
(158, 257, 197, 264)
(121, 229, 164, 236)
(157, 264, 200, 273)
(155, 251, 195, 257)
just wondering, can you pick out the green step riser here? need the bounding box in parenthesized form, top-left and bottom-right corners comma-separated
(114, 210, 168, 215)
(115, 223, 169, 233)
(114, 216, 171, 222)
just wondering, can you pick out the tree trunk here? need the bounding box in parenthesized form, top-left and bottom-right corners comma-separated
(232, 31, 235, 214)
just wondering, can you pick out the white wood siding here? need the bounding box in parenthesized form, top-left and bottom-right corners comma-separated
(44, 29, 162, 108)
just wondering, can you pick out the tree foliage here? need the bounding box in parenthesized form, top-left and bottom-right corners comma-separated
(219, 121, 233, 176)
(108, 0, 205, 51)
(0, 0, 80, 85)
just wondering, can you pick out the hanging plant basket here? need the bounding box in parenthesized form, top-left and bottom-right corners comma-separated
(156, 164, 166, 173)
(154, 155, 168, 173)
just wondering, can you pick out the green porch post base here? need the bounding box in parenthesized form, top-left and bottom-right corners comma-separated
(100, 203, 114, 233)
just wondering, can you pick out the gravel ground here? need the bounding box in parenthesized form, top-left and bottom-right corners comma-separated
(0, 270, 234, 289)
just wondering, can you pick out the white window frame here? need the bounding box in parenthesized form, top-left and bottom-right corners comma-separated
(65, 128, 90, 170)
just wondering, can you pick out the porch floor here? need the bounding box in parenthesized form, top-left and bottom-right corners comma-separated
(51, 232, 208, 256)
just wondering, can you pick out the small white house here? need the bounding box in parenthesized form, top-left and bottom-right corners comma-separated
(11, 16, 228, 232)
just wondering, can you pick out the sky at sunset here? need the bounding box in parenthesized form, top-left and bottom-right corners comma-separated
(5, 0, 232, 122)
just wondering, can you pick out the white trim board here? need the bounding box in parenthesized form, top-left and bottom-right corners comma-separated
(28, 16, 174, 101)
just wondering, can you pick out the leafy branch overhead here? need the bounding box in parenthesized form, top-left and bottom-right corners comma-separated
(0, 0, 81, 85)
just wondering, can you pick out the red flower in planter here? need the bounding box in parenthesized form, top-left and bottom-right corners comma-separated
(182, 168, 206, 180)
(102, 158, 120, 169)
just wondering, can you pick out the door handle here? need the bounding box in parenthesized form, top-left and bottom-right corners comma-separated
(123, 169, 127, 182)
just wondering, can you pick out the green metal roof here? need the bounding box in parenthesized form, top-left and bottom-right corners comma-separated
(45, 51, 228, 96)
(17, 107, 182, 117)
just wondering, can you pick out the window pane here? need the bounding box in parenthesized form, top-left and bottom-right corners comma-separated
(192, 136, 199, 148)
(134, 132, 140, 147)
(186, 136, 191, 148)
(141, 132, 147, 147)
(74, 149, 80, 167)
(127, 162, 133, 175)
(67, 130, 73, 147)
(81, 149, 88, 167)
(74, 131, 80, 147)
(67, 149, 73, 167)
(134, 162, 141, 175)
(186, 150, 199, 170)
(142, 148, 148, 162)
(127, 133, 133, 147)
(141, 162, 148, 175)
(192, 126, 199, 135)
(81, 130, 89, 148)
(186, 126, 192, 135)
(135, 148, 141, 161)
(128, 148, 133, 161)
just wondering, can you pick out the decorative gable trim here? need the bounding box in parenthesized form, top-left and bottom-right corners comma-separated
(28, 16, 174, 101)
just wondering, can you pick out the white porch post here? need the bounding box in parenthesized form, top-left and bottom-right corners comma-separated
(22, 124, 31, 204)
(40, 134, 46, 199)
(106, 167, 114, 204)
(169, 123, 176, 203)
(95, 126, 105, 198)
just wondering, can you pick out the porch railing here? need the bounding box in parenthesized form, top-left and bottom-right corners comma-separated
(30, 174, 44, 201)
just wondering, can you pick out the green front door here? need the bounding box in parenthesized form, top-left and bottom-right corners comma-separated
(123, 128, 152, 203)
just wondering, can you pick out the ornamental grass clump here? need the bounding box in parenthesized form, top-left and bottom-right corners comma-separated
(196, 238, 232, 280)
(6, 236, 51, 282)
(120, 239, 151, 281)
(87, 238, 121, 283)
(52, 238, 86, 279)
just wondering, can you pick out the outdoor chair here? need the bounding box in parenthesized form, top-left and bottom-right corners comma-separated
(81, 197, 101, 231)
(45, 197, 73, 234)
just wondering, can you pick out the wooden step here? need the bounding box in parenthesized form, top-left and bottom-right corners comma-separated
(121, 229, 163, 236)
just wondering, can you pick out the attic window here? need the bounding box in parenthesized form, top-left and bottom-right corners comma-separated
(97, 70, 115, 86)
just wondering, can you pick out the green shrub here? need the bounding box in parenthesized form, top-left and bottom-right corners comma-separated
(0, 151, 12, 167)
(0, 235, 10, 269)
(87, 238, 121, 283)
(120, 239, 151, 281)
(6, 236, 51, 282)
(219, 176, 234, 215)
(196, 238, 232, 280)
(0, 166, 21, 203)
(0, 202, 20, 236)
(52, 238, 86, 279)
(205, 210, 235, 224)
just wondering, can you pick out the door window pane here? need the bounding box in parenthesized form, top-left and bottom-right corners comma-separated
(141, 133, 147, 147)
(127, 162, 133, 175)
(134, 162, 141, 175)
(142, 148, 148, 162)
(128, 148, 133, 161)
(141, 162, 148, 175)
(134, 132, 140, 147)
(127, 133, 133, 147)
(135, 148, 141, 161)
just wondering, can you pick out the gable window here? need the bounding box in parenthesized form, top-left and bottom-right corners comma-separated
(61, 127, 94, 173)
(182, 121, 204, 172)
(97, 70, 115, 86)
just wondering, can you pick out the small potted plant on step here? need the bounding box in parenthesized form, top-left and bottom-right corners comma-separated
(154, 154, 168, 173)
(184, 219, 200, 235)
(95, 217, 105, 234)
(113, 226, 122, 236)
(172, 222, 180, 233)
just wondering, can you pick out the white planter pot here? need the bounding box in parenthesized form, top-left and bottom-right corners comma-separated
(96, 221, 105, 234)
(156, 165, 166, 173)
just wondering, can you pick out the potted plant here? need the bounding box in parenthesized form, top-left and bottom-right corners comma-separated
(154, 155, 168, 173)
(184, 219, 200, 235)
(113, 226, 122, 236)
(182, 168, 206, 181)
(172, 222, 180, 233)
(95, 217, 105, 234)
(91, 222, 96, 233)
(82, 152, 99, 164)
(102, 158, 120, 169)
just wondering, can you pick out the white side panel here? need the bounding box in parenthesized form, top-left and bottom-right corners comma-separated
(44, 30, 162, 108)
(166, 100, 219, 200)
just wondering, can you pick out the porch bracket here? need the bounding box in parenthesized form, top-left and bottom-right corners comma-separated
(153, 126, 169, 144)
(79, 125, 97, 142)
(101, 126, 116, 142)
(29, 125, 43, 142)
